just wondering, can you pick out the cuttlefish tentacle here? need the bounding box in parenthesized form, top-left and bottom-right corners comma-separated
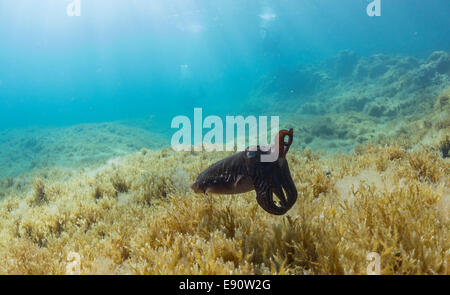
(278, 158, 297, 208)
(191, 128, 298, 215)
(252, 161, 288, 215)
(252, 157, 296, 215)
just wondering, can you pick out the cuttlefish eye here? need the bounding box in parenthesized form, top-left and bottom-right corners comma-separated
(245, 150, 258, 158)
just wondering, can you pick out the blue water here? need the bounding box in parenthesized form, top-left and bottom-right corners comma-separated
(0, 0, 449, 129)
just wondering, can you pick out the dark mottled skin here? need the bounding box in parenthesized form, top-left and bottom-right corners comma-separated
(191, 129, 298, 215)
(192, 151, 253, 194)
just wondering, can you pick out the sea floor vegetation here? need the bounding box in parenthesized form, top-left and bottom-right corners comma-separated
(0, 142, 447, 274)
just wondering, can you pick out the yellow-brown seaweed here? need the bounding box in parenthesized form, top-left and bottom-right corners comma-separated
(0, 144, 447, 274)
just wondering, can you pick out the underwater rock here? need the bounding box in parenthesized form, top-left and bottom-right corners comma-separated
(369, 64, 389, 78)
(299, 102, 325, 115)
(436, 88, 450, 110)
(0, 177, 14, 190)
(23, 137, 43, 153)
(415, 51, 450, 86)
(365, 102, 397, 118)
(328, 50, 358, 78)
(415, 64, 435, 86)
(354, 63, 369, 79)
(397, 56, 420, 70)
(0, 122, 168, 179)
(427, 51, 450, 74)
(249, 51, 449, 125)
(311, 119, 336, 138)
(337, 96, 369, 112)
(352, 54, 402, 80)
(229, 51, 447, 153)
(366, 103, 386, 117)
(303, 135, 314, 144)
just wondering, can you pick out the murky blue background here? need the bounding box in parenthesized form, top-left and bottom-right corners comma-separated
(0, 0, 449, 129)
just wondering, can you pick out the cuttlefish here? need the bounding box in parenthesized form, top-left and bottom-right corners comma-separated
(191, 129, 298, 215)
